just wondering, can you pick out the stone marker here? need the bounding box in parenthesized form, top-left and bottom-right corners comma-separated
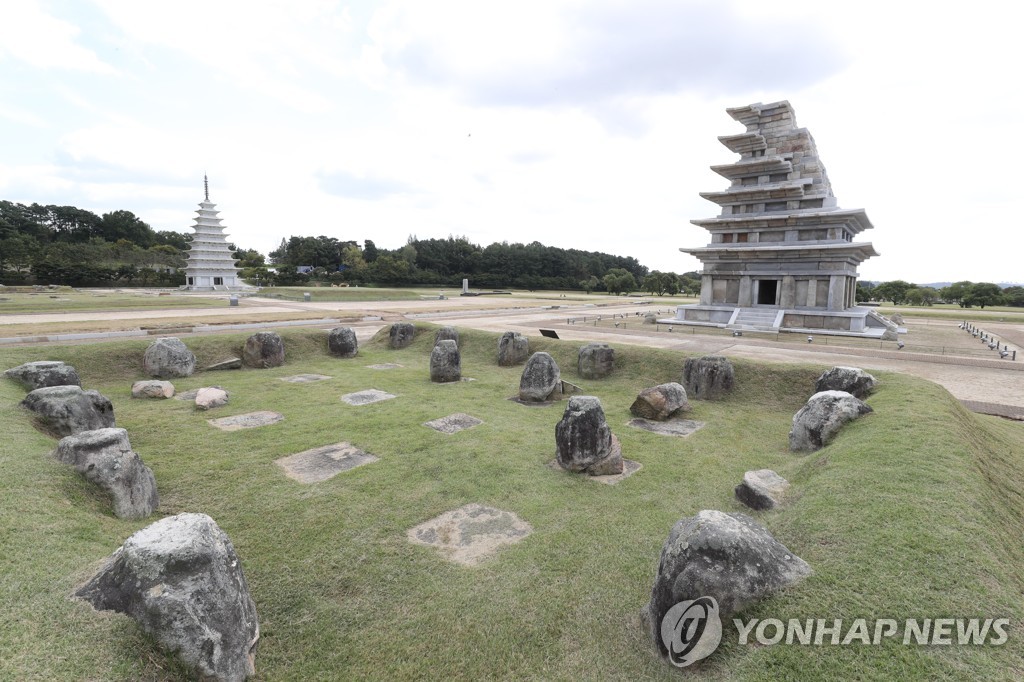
(341, 389, 397, 406)
(195, 387, 229, 410)
(430, 339, 461, 383)
(518, 352, 560, 402)
(407, 503, 532, 566)
(789, 390, 872, 452)
(275, 442, 378, 483)
(327, 327, 358, 358)
(131, 380, 175, 399)
(22, 385, 115, 437)
(75, 513, 259, 682)
(577, 343, 615, 379)
(143, 337, 196, 378)
(204, 357, 242, 371)
(497, 331, 529, 366)
(389, 323, 416, 349)
(643, 312, 657, 325)
(280, 374, 331, 383)
(555, 395, 624, 475)
(54, 427, 158, 519)
(890, 312, 904, 326)
(682, 355, 735, 401)
(423, 413, 483, 434)
(208, 411, 284, 431)
(434, 326, 460, 348)
(4, 360, 81, 390)
(176, 386, 226, 401)
(626, 418, 705, 438)
(734, 469, 789, 511)
(242, 331, 285, 369)
(642, 510, 811, 662)
(629, 382, 690, 420)
(814, 366, 877, 400)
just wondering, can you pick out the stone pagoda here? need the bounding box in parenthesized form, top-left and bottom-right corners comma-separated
(667, 101, 896, 338)
(182, 176, 247, 291)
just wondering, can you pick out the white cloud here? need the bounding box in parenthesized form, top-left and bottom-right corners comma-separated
(0, 1, 115, 73)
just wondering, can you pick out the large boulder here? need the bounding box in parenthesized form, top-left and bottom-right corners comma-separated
(518, 352, 560, 402)
(75, 513, 259, 682)
(388, 323, 416, 349)
(143, 338, 196, 378)
(327, 327, 358, 358)
(789, 390, 873, 452)
(430, 339, 462, 383)
(4, 360, 81, 390)
(22, 385, 115, 437)
(577, 343, 615, 380)
(54, 428, 158, 520)
(734, 469, 789, 511)
(497, 331, 529, 367)
(682, 355, 735, 401)
(814, 366, 877, 400)
(242, 331, 285, 369)
(642, 510, 811, 660)
(630, 383, 690, 420)
(195, 387, 230, 411)
(131, 380, 174, 399)
(554, 396, 624, 475)
(434, 326, 460, 348)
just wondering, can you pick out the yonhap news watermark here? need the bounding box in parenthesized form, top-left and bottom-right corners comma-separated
(661, 596, 1010, 668)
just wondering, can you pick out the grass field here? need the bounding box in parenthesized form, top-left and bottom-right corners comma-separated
(1, 326, 1022, 680)
(0, 289, 225, 314)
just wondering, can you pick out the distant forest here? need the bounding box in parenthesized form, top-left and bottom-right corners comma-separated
(0, 200, 700, 294)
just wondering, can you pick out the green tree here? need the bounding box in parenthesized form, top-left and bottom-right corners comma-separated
(1001, 285, 1024, 307)
(363, 239, 379, 263)
(962, 282, 1004, 309)
(905, 287, 938, 306)
(603, 268, 637, 295)
(872, 280, 913, 305)
(939, 281, 972, 307)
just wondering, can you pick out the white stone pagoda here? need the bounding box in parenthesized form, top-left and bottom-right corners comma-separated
(182, 176, 247, 291)
(666, 101, 897, 338)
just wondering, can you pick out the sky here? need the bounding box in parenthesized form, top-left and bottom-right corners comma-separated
(0, 0, 1020, 285)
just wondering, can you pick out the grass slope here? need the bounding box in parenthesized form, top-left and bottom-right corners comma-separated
(0, 326, 1022, 680)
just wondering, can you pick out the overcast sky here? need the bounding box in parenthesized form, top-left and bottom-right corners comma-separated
(1, 0, 1019, 284)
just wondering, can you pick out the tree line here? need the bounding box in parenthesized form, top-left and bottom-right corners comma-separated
(859, 280, 1024, 308)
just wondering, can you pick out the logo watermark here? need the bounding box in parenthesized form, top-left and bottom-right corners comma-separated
(660, 598, 1009, 664)
(660, 596, 723, 667)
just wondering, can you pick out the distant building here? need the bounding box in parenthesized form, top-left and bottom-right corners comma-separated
(666, 101, 897, 338)
(182, 176, 250, 291)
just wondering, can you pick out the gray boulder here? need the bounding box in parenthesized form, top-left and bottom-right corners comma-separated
(22, 385, 115, 437)
(4, 360, 81, 390)
(389, 323, 416, 349)
(735, 469, 789, 511)
(242, 331, 284, 369)
(682, 355, 735, 401)
(131, 380, 174, 399)
(577, 343, 615, 380)
(814, 366, 877, 400)
(75, 513, 259, 682)
(498, 331, 529, 367)
(789, 390, 873, 452)
(642, 510, 811, 659)
(643, 312, 657, 325)
(630, 383, 690, 420)
(143, 338, 196, 378)
(518, 352, 560, 402)
(54, 428, 158, 519)
(195, 387, 229, 410)
(327, 327, 358, 358)
(430, 339, 461, 383)
(434, 326, 460, 348)
(555, 395, 624, 475)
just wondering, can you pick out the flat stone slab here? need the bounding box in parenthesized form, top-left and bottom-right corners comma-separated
(407, 503, 532, 566)
(547, 458, 642, 485)
(627, 418, 706, 438)
(275, 442, 378, 483)
(366, 363, 403, 370)
(424, 413, 483, 434)
(341, 389, 397, 406)
(208, 411, 284, 431)
(280, 374, 332, 383)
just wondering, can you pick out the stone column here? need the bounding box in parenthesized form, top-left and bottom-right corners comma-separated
(700, 275, 713, 305)
(806, 279, 817, 307)
(780, 275, 796, 308)
(827, 275, 846, 311)
(738, 276, 753, 307)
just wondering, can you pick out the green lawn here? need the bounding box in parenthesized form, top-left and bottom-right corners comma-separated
(0, 289, 224, 314)
(1, 327, 1022, 680)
